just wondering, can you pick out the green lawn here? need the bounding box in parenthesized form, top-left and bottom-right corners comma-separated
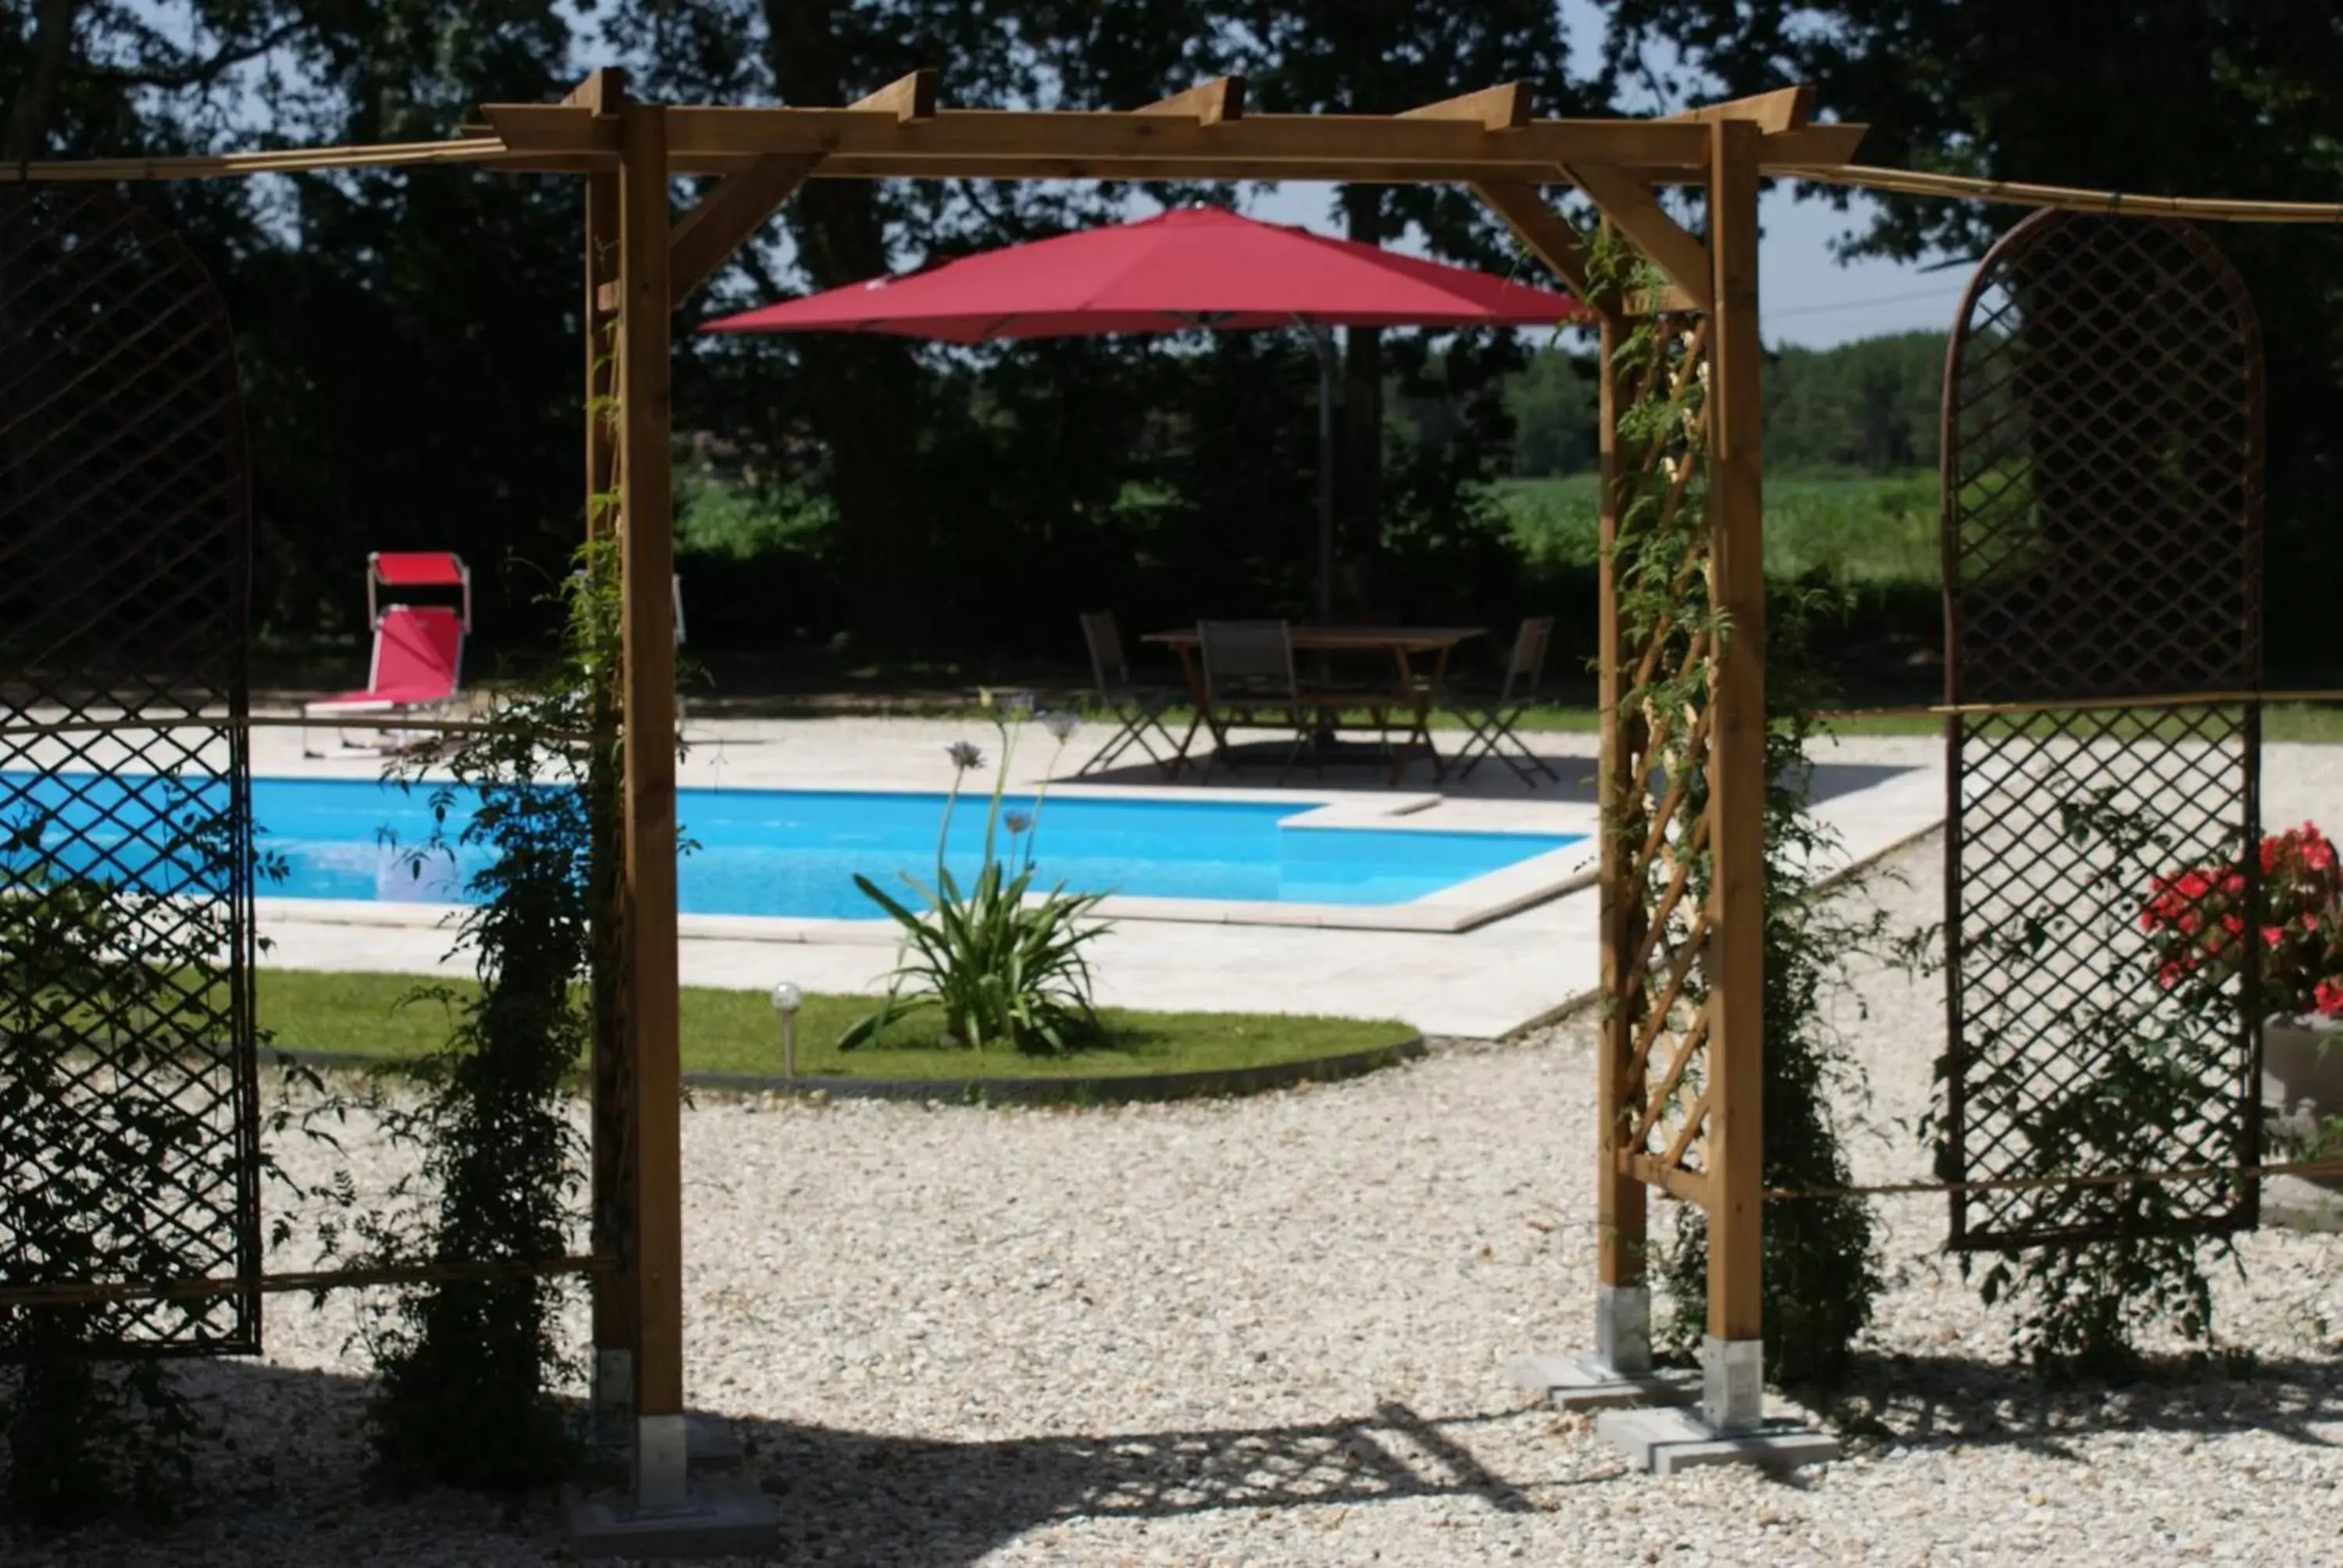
(258, 969, 1415, 1082)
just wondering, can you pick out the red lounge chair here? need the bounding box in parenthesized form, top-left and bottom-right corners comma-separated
(303, 552, 471, 755)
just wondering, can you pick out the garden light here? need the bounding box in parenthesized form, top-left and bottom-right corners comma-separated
(770, 981, 803, 1078)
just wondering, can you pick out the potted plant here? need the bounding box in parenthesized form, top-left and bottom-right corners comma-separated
(2142, 821, 2343, 1175)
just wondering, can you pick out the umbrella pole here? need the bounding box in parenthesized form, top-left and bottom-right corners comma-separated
(1309, 324, 1337, 620)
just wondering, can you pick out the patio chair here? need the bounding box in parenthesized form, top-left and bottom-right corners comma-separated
(301, 552, 471, 757)
(1443, 615, 1560, 784)
(1075, 611, 1186, 778)
(1196, 619, 1325, 784)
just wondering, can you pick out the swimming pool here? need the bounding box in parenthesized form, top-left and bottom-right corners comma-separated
(1, 772, 1584, 918)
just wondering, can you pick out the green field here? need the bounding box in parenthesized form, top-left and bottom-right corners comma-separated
(258, 970, 1415, 1082)
(1489, 472, 1942, 586)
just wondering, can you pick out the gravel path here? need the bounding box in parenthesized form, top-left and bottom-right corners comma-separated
(8, 823, 2343, 1565)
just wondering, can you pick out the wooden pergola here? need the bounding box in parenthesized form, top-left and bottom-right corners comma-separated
(6, 66, 1869, 1509)
(495, 66, 1861, 1508)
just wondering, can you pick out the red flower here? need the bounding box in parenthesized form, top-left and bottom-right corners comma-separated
(2222, 914, 2245, 935)
(2305, 835, 2336, 872)
(2316, 979, 2343, 1017)
(2177, 870, 2213, 900)
(2158, 960, 2186, 989)
(2263, 925, 2285, 949)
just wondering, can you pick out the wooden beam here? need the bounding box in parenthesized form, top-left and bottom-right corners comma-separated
(1667, 84, 1813, 133)
(1563, 163, 1712, 312)
(1765, 121, 1866, 166)
(1700, 115, 1767, 1427)
(580, 66, 630, 1440)
(565, 66, 626, 115)
(1468, 179, 1597, 305)
(668, 153, 822, 305)
(1593, 308, 1649, 1357)
(1400, 81, 1531, 131)
(485, 102, 620, 153)
(1136, 75, 1245, 125)
(480, 101, 1865, 183)
(650, 106, 1717, 169)
(615, 98, 686, 1509)
(850, 67, 938, 123)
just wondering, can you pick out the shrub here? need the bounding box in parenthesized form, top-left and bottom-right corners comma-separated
(843, 696, 1109, 1056)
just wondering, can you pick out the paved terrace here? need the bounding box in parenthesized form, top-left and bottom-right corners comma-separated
(248, 713, 1951, 1037)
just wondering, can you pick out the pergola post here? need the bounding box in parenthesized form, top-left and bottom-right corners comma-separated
(578, 66, 633, 1445)
(615, 97, 686, 1511)
(1699, 115, 1768, 1434)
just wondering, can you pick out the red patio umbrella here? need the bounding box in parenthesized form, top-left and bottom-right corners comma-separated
(701, 205, 1588, 614)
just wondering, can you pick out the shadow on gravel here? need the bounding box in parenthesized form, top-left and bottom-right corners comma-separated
(1813, 1349, 2343, 1460)
(742, 1398, 1557, 1567)
(5, 1353, 1564, 1566)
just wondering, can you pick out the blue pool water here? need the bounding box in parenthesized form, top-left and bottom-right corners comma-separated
(1, 772, 1582, 918)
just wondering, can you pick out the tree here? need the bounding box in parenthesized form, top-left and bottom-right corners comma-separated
(1603, 0, 2343, 672)
(1230, 1, 1583, 605)
(612, 0, 1215, 653)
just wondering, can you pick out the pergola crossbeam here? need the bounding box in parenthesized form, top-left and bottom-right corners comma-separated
(1400, 81, 1532, 131)
(475, 101, 1863, 182)
(1137, 76, 1245, 125)
(851, 68, 939, 123)
(1667, 85, 1814, 134)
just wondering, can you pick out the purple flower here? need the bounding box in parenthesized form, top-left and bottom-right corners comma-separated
(947, 741, 985, 772)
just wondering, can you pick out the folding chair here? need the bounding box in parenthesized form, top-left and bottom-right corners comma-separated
(1074, 611, 1186, 777)
(302, 552, 471, 756)
(1196, 620, 1323, 785)
(1443, 615, 1560, 784)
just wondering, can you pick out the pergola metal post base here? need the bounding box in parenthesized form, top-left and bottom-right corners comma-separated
(1507, 1353, 1698, 1413)
(565, 1411, 776, 1559)
(1505, 1285, 1699, 1412)
(1701, 1334, 1764, 1433)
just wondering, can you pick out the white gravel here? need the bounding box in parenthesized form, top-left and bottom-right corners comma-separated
(8, 813, 2343, 1565)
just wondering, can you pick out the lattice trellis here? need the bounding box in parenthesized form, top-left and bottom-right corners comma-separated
(0, 185, 262, 1356)
(1608, 314, 1722, 1205)
(1942, 212, 2263, 1251)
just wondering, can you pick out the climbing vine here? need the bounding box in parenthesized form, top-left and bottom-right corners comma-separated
(339, 550, 620, 1491)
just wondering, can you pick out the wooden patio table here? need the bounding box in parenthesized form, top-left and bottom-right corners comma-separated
(1143, 625, 1485, 784)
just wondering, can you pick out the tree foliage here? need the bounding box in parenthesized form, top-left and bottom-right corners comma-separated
(1603, 0, 2343, 671)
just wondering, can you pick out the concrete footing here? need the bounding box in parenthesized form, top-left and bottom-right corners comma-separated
(1506, 1352, 1699, 1413)
(1594, 1405, 1842, 1475)
(563, 1474, 779, 1560)
(565, 1410, 777, 1559)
